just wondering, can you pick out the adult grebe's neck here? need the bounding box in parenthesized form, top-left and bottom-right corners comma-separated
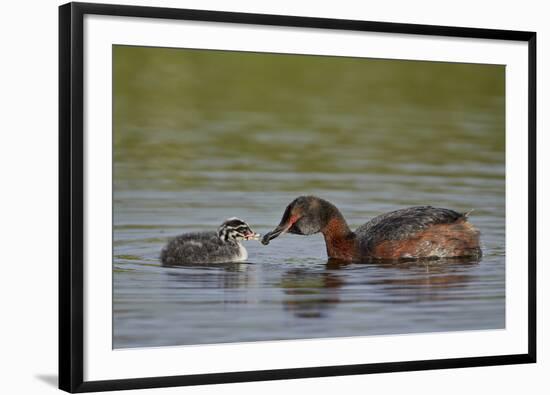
(319, 204, 356, 261)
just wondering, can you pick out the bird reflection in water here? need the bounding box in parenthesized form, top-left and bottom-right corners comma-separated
(279, 267, 344, 319)
(162, 262, 257, 294)
(280, 256, 480, 319)
(361, 257, 480, 303)
(161, 256, 481, 321)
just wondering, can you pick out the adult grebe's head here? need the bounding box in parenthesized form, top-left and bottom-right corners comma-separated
(218, 218, 260, 242)
(262, 196, 339, 245)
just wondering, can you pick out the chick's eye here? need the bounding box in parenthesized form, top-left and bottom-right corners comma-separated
(235, 225, 249, 234)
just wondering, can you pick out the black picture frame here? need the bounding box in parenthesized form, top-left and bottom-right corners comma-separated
(59, 2, 537, 393)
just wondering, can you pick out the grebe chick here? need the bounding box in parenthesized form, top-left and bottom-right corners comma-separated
(161, 218, 260, 266)
(262, 196, 481, 262)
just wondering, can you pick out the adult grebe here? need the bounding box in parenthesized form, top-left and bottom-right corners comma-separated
(261, 196, 481, 261)
(161, 218, 259, 266)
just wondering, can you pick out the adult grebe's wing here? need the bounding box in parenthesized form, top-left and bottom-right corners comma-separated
(355, 206, 466, 251)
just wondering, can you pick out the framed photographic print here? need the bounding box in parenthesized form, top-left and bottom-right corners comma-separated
(59, 2, 536, 393)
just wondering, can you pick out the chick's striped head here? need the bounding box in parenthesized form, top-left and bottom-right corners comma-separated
(218, 218, 260, 242)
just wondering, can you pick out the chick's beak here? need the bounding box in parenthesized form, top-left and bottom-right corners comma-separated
(244, 231, 260, 241)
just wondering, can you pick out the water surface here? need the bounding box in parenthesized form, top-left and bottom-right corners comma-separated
(113, 46, 505, 348)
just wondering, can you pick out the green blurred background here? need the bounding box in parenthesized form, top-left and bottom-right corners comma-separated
(113, 46, 504, 192)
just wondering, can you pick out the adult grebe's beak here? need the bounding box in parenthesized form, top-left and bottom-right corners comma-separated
(261, 206, 300, 245)
(261, 223, 291, 245)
